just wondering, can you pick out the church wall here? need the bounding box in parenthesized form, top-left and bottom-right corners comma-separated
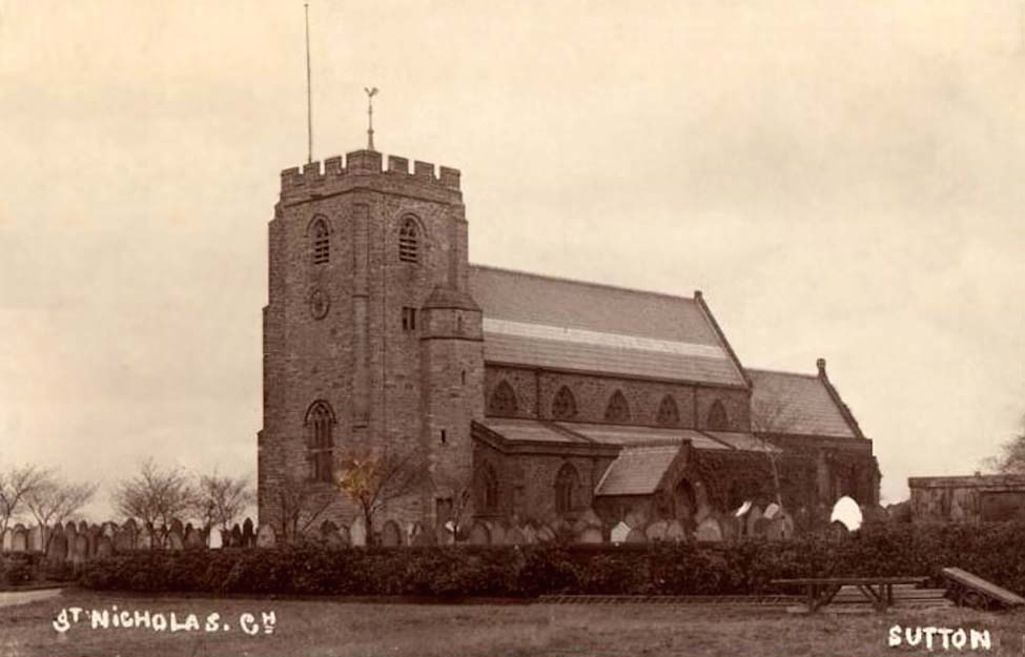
(483, 366, 537, 418)
(483, 365, 749, 432)
(695, 387, 751, 432)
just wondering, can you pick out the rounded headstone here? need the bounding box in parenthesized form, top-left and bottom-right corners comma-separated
(381, 521, 403, 547)
(468, 522, 491, 546)
(695, 518, 723, 543)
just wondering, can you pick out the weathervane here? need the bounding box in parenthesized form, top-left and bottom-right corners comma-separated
(365, 87, 379, 151)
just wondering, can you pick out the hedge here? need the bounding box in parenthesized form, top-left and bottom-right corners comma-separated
(76, 522, 1025, 597)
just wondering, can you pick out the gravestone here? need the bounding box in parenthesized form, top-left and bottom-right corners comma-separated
(47, 527, 68, 564)
(766, 513, 795, 541)
(520, 524, 538, 545)
(624, 510, 648, 529)
(70, 534, 88, 566)
(337, 524, 351, 547)
(320, 520, 338, 540)
(137, 526, 154, 550)
(167, 528, 184, 551)
(169, 518, 184, 537)
(113, 525, 135, 552)
(624, 527, 647, 543)
(350, 517, 367, 547)
(28, 525, 43, 552)
(184, 525, 204, 549)
(696, 518, 723, 543)
(381, 520, 403, 547)
(101, 521, 117, 539)
(209, 528, 224, 549)
(752, 517, 770, 537)
(489, 522, 507, 546)
(242, 518, 255, 547)
(468, 522, 491, 545)
(11, 525, 28, 552)
(411, 527, 435, 547)
(324, 527, 345, 548)
(576, 525, 603, 544)
(256, 524, 276, 548)
(745, 505, 763, 537)
(1, 529, 10, 553)
(96, 535, 113, 558)
(65, 521, 77, 539)
(77, 520, 89, 536)
(230, 524, 243, 548)
(610, 521, 631, 544)
(665, 520, 687, 542)
(505, 525, 526, 545)
(536, 525, 556, 543)
(645, 520, 669, 542)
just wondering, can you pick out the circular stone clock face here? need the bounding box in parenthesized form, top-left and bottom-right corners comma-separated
(309, 288, 330, 320)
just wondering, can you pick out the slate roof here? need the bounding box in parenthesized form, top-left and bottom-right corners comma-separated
(748, 369, 857, 439)
(705, 431, 782, 453)
(594, 445, 682, 496)
(477, 418, 586, 444)
(468, 265, 746, 386)
(560, 423, 731, 451)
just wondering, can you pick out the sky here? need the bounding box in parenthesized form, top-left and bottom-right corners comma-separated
(2, 0, 1024, 517)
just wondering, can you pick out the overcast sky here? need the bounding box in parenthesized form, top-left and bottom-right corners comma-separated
(2, 1, 1024, 516)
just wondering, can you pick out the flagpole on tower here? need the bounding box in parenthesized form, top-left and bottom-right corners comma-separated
(305, 2, 313, 164)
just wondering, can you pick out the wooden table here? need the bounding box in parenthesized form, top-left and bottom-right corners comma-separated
(771, 577, 929, 612)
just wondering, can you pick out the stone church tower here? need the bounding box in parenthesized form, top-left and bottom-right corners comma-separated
(258, 149, 484, 531)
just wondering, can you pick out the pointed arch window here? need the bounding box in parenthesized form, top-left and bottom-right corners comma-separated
(707, 399, 729, 431)
(305, 401, 336, 482)
(657, 395, 680, 427)
(311, 217, 330, 265)
(555, 463, 579, 514)
(488, 380, 518, 416)
(551, 386, 577, 420)
(478, 463, 499, 514)
(604, 390, 631, 424)
(398, 217, 420, 263)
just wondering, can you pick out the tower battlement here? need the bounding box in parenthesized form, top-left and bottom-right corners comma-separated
(280, 149, 461, 203)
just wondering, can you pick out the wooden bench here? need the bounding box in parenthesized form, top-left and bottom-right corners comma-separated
(942, 567, 1025, 610)
(772, 577, 929, 613)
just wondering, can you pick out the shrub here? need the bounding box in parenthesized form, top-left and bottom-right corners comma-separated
(73, 522, 1025, 598)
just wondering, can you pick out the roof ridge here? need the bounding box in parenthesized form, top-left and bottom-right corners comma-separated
(469, 263, 699, 305)
(747, 366, 821, 379)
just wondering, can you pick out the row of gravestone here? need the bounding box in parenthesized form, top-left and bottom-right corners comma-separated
(1, 518, 262, 561)
(2, 503, 798, 561)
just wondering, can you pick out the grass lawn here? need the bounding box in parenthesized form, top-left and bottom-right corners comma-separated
(2, 590, 1023, 657)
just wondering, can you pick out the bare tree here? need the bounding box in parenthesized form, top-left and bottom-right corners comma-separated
(113, 459, 198, 534)
(0, 463, 50, 535)
(336, 448, 428, 545)
(984, 415, 1025, 474)
(194, 471, 254, 533)
(750, 394, 801, 508)
(431, 469, 474, 542)
(23, 474, 98, 550)
(270, 473, 334, 544)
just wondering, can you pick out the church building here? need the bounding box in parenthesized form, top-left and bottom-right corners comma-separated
(257, 146, 879, 542)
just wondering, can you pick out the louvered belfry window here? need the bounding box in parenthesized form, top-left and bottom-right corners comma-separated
(657, 395, 680, 427)
(312, 218, 330, 265)
(399, 218, 419, 263)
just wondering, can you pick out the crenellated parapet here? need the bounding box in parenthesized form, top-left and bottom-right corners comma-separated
(280, 149, 462, 205)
